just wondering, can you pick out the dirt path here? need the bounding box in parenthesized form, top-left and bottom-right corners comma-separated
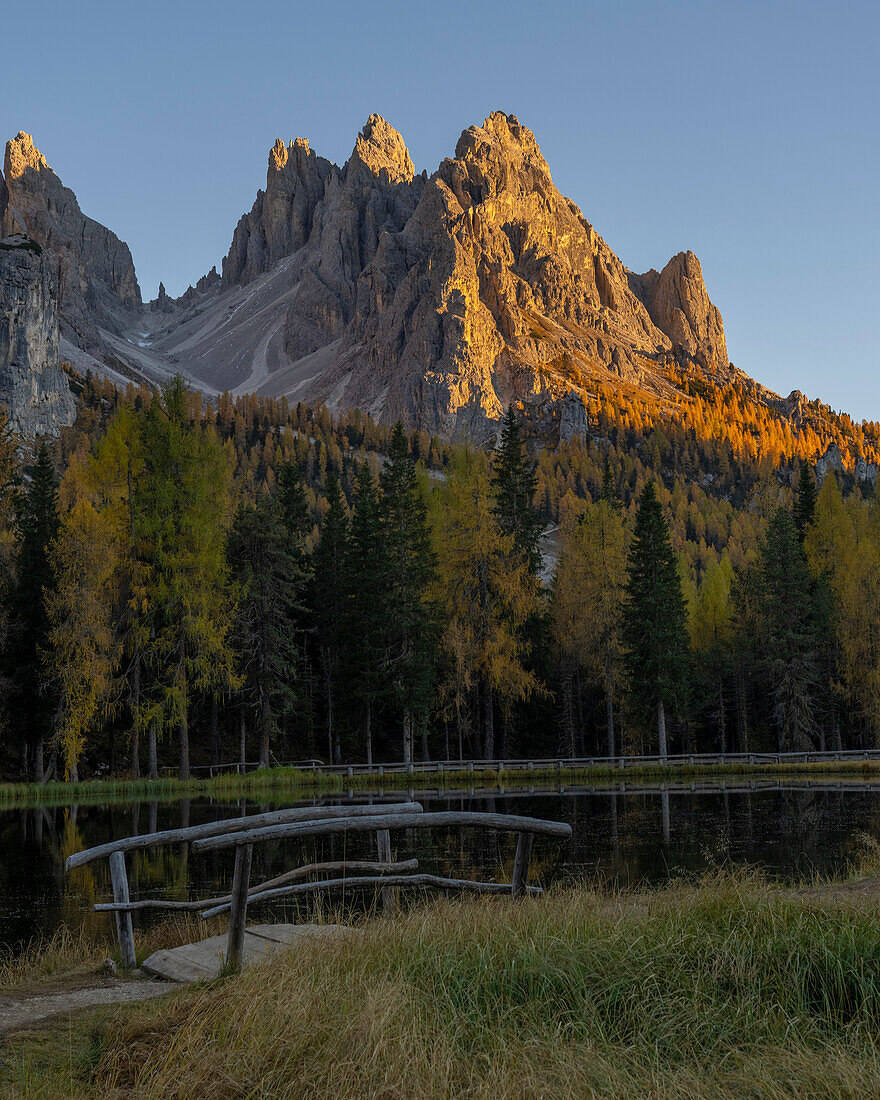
(0, 978, 172, 1033)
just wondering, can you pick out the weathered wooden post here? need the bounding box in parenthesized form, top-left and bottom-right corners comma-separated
(511, 831, 534, 897)
(226, 843, 253, 971)
(376, 829, 397, 915)
(109, 850, 137, 969)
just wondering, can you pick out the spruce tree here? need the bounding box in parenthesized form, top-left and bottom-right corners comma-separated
(345, 462, 389, 764)
(794, 460, 818, 542)
(228, 493, 308, 768)
(312, 472, 349, 764)
(381, 423, 436, 763)
(760, 508, 823, 750)
(8, 444, 60, 778)
(492, 406, 543, 574)
(621, 481, 689, 757)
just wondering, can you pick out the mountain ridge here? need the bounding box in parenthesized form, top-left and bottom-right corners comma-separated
(0, 113, 868, 463)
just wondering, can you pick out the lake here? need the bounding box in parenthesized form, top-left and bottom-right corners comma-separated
(3, 780, 880, 955)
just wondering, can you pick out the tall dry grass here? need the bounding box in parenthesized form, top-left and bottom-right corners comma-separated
(83, 872, 880, 1099)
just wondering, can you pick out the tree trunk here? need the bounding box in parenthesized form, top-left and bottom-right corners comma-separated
(239, 707, 246, 773)
(259, 691, 270, 768)
(147, 720, 158, 779)
(483, 682, 495, 760)
(657, 699, 668, 760)
(604, 632, 615, 758)
(177, 636, 190, 781)
(130, 657, 141, 778)
(402, 707, 412, 765)
(560, 661, 576, 758)
(209, 695, 219, 770)
(34, 740, 44, 783)
(365, 701, 373, 767)
(178, 710, 190, 781)
(69, 761, 79, 783)
(717, 676, 727, 755)
(421, 723, 429, 763)
(735, 665, 749, 752)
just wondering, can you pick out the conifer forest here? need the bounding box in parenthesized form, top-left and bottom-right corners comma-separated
(2, 370, 878, 783)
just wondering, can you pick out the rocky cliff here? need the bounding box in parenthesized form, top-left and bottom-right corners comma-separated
(1, 132, 140, 343)
(0, 236, 75, 436)
(0, 114, 733, 439)
(211, 112, 729, 435)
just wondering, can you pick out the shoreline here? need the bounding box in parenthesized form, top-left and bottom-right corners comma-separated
(4, 757, 880, 809)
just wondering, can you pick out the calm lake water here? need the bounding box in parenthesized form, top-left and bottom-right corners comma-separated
(3, 781, 880, 955)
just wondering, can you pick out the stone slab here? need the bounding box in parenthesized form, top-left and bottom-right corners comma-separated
(141, 923, 352, 983)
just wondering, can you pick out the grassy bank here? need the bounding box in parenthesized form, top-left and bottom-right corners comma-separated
(4, 758, 880, 810)
(5, 872, 880, 1097)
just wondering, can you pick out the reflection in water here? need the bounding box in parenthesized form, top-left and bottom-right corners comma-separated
(2, 783, 880, 954)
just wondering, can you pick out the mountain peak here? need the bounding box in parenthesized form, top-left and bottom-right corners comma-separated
(4, 132, 51, 183)
(350, 114, 413, 185)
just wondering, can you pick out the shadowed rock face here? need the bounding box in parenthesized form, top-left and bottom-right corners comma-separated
(0, 239, 75, 436)
(1, 132, 141, 342)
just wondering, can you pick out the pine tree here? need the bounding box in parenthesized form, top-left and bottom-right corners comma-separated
(621, 481, 689, 757)
(312, 472, 349, 764)
(345, 462, 389, 764)
(760, 508, 823, 750)
(492, 406, 543, 574)
(8, 444, 60, 778)
(228, 493, 309, 767)
(794, 460, 818, 542)
(381, 423, 437, 763)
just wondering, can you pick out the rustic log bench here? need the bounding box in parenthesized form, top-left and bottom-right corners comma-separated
(66, 802, 572, 971)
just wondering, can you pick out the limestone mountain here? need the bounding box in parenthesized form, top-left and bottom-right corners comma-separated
(0, 114, 811, 447)
(0, 234, 75, 436)
(103, 111, 728, 438)
(1, 132, 140, 345)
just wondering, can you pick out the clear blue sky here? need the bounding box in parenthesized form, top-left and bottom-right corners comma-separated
(3, 0, 878, 419)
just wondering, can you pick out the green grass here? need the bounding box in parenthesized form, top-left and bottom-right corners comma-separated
(3, 758, 880, 810)
(5, 872, 880, 1097)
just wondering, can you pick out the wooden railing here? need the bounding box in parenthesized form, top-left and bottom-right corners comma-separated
(184, 748, 880, 778)
(66, 802, 572, 971)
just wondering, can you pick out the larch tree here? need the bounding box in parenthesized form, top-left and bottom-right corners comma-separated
(135, 378, 238, 779)
(433, 450, 542, 760)
(551, 499, 627, 757)
(46, 498, 120, 779)
(621, 480, 689, 758)
(688, 554, 735, 752)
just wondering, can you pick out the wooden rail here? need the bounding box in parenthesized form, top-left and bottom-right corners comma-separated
(65, 802, 423, 871)
(68, 803, 571, 973)
(198, 874, 543, 918)
(189, 811, 573, 854)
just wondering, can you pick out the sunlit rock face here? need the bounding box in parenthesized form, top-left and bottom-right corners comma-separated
(1, 132, 141, 343)
(0, 115, 730, 440)
(307, 112, 729, 436)
(0, 236, 75, 436)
